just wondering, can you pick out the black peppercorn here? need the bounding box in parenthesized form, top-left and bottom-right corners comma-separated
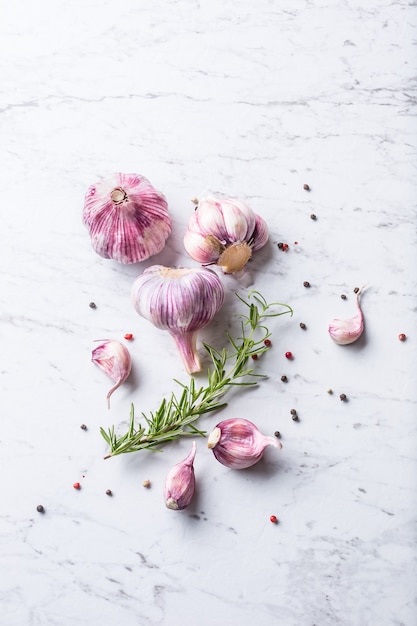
(80, 424, 87, 430)
(303, 183, 310, 191)
(291, 414, 299, 421)
(281, 375, 288, 382)
(89, 302, 97, 309)
(36, 505, 45, 513)
(303, 281, 310, 288)
(299, 322, 306, 330)
(310, 213, 317, 220)
(341, 294, 347, 300)
(105, 489, 113, 496)
(353, 287, 359, 294)
(339, 393, 347, 401)
(277, 242, 283, 249)
(290, 408, 297, 415)
(274, 431, 281, 438)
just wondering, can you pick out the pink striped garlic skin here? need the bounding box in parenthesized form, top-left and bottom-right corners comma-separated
(208, 418, 282, 469)
(83, 173, 172, 264)
(131, 265, 225, 374)
(183, 197, 269, 273)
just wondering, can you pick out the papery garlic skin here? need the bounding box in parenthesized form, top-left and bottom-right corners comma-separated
(91, 340, 132, 408)
(208, 418, 282, 469)
(131, 265, 225, 374)
(183, 197, 269, 274)
(83, 173, 172, 264)
(328, 290, 364, 345)
(164, 442, 196, 510)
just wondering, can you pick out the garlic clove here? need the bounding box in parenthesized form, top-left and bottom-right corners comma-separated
(131, 265, 225, 374)
(219, 198, 256, 242)
(91, 339, 132, 408)
(164, 442, 197, 510)
(83, 173, 172, 264)
(183, 231, 224, 264)
(208, 418, 282, 469)
(195, 198, 230, 242)
(328, 289, 365, 345)
(251, 214, 270, 251)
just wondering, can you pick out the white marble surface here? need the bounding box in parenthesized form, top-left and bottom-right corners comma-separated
(1, 1, 416, 624)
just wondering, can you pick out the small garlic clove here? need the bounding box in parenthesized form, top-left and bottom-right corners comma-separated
(131, 265, 225, 374)
(328, 289, 365, 345)
(164, 442, 197, 510)
(183, 231, 224, 264)
(83, 173, 172, 264)
(91, 340, 132, 408)
(251, 214, 270, 251)
(208, 418, 282, 469)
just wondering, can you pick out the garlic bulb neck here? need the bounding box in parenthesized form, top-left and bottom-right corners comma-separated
(171, 331, 201, 375)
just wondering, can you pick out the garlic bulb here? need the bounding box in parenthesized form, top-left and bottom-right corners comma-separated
(83, 173, 172, 264)
(208, 418, 282, 469)
(131, 265, 225, 374)
(164, 442, 196, 510)
(328, 288, 365, 345)
(91, 340, 132, 408)
(183, 197, 269, 274)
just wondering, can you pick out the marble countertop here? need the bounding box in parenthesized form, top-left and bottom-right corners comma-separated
(1, 1, 416, 624)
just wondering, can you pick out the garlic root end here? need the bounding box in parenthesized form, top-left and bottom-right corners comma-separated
(207, 427, 221, 449)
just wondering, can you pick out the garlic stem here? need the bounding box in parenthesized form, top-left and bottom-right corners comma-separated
(172, 331, 202, 375)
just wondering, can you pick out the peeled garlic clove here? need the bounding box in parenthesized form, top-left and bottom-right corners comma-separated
(208, 418, 282, 469)
(183, 196, 269, 274)
(83, 173, 172, 264)
(91, 340, 132, 408)
(164, 442, 196, 510)
(328, 289, 365, 345)
(131, 265, 225, 374)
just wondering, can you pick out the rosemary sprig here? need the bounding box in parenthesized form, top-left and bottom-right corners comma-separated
(100, 290, 292, 458)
